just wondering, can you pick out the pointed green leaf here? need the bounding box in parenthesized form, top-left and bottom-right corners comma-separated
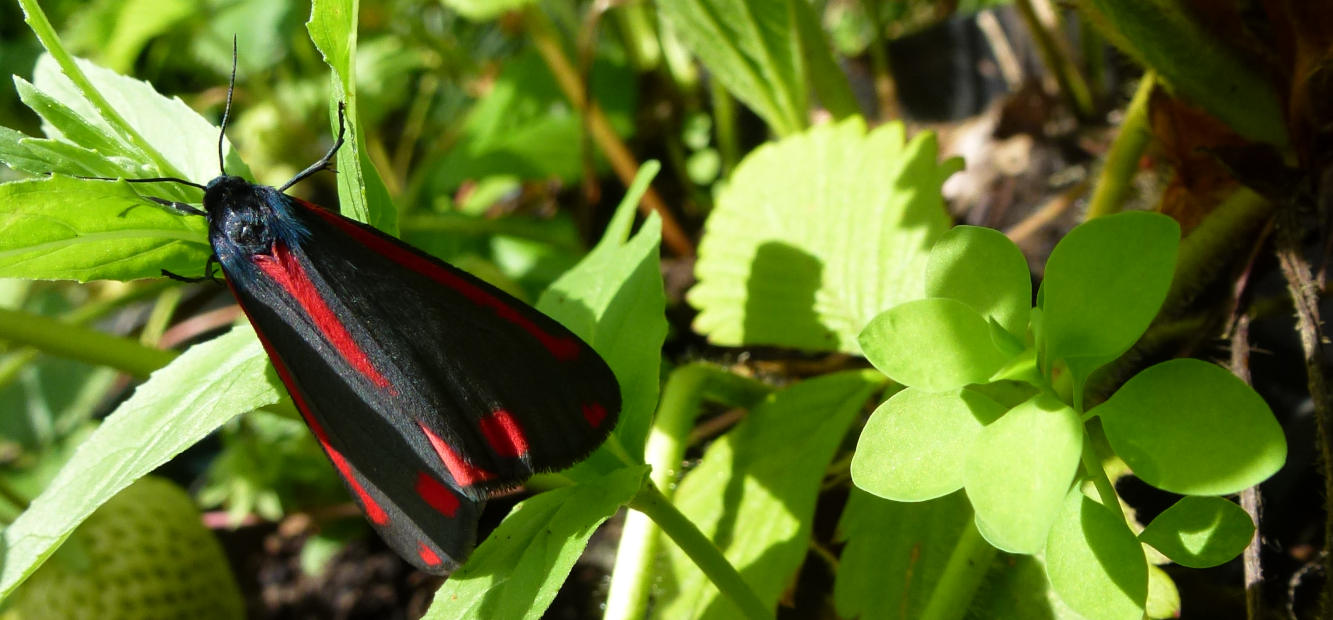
(1138, 496, 1254, 568)
(0, 326, 277, 598)
(852, 387, 1006, 501)
(1045, 490, 1148, 619)
(658, 370, 880, 619)
(925, 225, 1032, 338)
(859, 298, 1011, 391)
(425, 466, 649, 620)
(0, 176, 209, 282)
(965, 393, 1082, 553)
(689, 119, 956, 353)
(1093, 358, 1285, 495)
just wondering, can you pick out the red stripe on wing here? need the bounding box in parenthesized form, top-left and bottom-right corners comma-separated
(236, 301, 391, 526)
(417, 421, 495, 487)
(253, 242, 391, 388)
(415, 472, 461, 517)
(582, 402, 608, 428)
(296, 201, 582, 361)
(418, 541, 444, 569)
(479, 409, 529, 457)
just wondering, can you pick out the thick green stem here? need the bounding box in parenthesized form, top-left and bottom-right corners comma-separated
(628, 483, 774, 620)
(919, 517, 997, 620)
(603, 364, 771, 620)
(1080, 436, 1124, 523)
(0, 307, 177, 378)
(1086, 72, 1155, 219)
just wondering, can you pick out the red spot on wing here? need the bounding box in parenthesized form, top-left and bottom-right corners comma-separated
(480, 409, 529, 458)
(239, 312, 390, 526)
(297, 201, 581, 361)
(582, 403, 607, 428)
(417, 422, 494, 487)
(418, 541, 444, 568)
(415, 472, 461, 517)
(253, 242, 391, 388)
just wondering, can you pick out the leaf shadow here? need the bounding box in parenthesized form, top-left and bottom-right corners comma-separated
(742, 241, 836, 350)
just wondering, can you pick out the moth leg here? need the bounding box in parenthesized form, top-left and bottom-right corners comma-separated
(146, 196, 206, 217)
(162, 256, 223, 285)
(278, 102, 347, 192)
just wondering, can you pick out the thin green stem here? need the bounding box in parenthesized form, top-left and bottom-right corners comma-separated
(0, 307, 177, 378)
(603, 364, 771, 620)
(628, 483, 774, 620)
(140, 286, 183, 347)
(1013, 0, 1093, 119)
(859, 0, 897, 120)
(1080, 435, 1125, 524)
(1086, 71, 1155, 219)
(711, 80, 738, 178)
(918, 516, 997, 620)
(18, 0, 186, 180)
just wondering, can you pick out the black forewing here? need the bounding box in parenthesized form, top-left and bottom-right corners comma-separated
(217, 192, 619, 571)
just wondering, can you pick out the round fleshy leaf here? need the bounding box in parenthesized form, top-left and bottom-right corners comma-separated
(925, 225, 1031, 338)
(1092, 358, 1286, 495)
(859, 298, 1011, 392)
(852, 388, 1007, 502)
(1039, 212, 1179, 398)
(1045, 490, 1148, 620)
(1138, 496, 1254, 568)
(965, 393, 1082, 553)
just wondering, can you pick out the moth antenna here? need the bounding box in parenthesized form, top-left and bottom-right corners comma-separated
(217, 35, 238, 177)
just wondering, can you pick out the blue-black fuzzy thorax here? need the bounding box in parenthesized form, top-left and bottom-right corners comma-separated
(202, 175, 309, 271)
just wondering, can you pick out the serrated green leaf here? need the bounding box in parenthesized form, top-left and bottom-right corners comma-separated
(658, 0, 807, 135)
(926, 225, 1032, 338)
(689, 119, 957, 353)
(1045, 490, 1147, 620)
(852, 387, 1006, 501)
(1039, 211, 1179, 403)
(425, 465, 648, 620)
(0, 125, 111, 177)
(657, 370, 880, 619)
(1092, 358, 1285, 495)
(0, 326, 278, 599)
(0, 176, 209, 282)
(859, 298, 1012, 391)
(834, 490, 973, 619)
(15, 77, 134, 164)
(965, 393, 1082, 554)
(1138, 496, 1253, 568)
(539, 163, 665, 464)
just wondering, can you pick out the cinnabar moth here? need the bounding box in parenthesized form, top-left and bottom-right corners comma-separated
(110, 68, 621, 574)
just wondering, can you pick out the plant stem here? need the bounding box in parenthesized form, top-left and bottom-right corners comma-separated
(525, 5, 694, 257)
(918, 517, 997, 620)
(628, 483, 774, 620)
(603, 364, 771, 620)
(1013, 0, 1093, 119)
(1080, 436, 1123, 523)
(1085, 71, 1155, 219)
(0, 307, 177, 378)
(859, 0, 898, 120)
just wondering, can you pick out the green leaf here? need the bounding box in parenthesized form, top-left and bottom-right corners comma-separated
(1138, 496, 1254, 568)
(657, 370, 881, 619)
(425, 465, 649, 620)
(834, 490, 973, 619)
(539, 163, 666, 463)
(0, 326, 279, 598)
(307, 0, 396, 233)
(417, 51, 636, 197)
(1091, 358, 1285, 495)
(658, 0, 806, 135)
(859, 298, 1012, 392)
(441, 0, 535, 21)
(689, 119, 957, 353)
(30, 53, 244, 186)
(1039, 211, 1179, 403)
(1076, 0, 1286, 145)
(965, 393, 1082, 554)
(1045, 490, 1148, 620)
(852, 387, 1006, 501)
(0, 176, 209, 282)
(925, 225, 1032, 338)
